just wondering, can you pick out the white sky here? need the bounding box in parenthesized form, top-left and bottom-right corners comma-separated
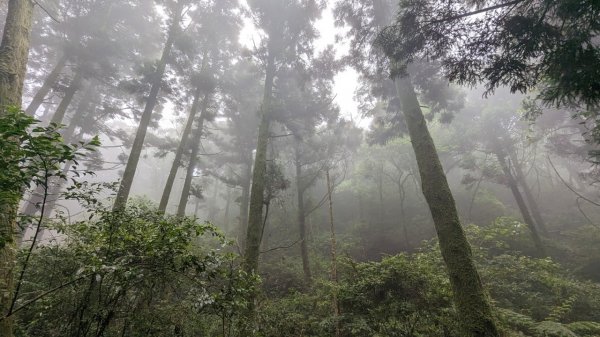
(239, 2, 365, 127)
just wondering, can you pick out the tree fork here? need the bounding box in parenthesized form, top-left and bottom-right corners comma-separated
(496, 150, 547, 256)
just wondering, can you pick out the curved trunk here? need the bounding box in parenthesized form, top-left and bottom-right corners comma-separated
(176, 94, 210, 217)
(158, 86, 203, 212)
(496, 151, 547, 256)
(113, 4, 182, 210)
(0, 1, 35, 335)
(24, 55, 67, 116)
(394, 76, 500, 337)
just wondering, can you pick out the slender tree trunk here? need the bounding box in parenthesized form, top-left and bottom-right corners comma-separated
(508, 151, 549, 235)
(176, 94, 210, 217)
(326, 169, 341, 337)
(158, 86, 203, 212)
(394, 75, 500, 337)
(243, 47, 276, 274)
(113, 4, 182, 210)
(22, 84, 93, 216)
(0, 1, 35, 336)
(294, 142, 312, 284)
(50, 70, 83, 125)
(238, 159, 252, 249)
(223, 187, 231, 231)
(240, 42, 276, 335)
(398, 181, 410, 249)
(378, 167, 385, 223)
(208, 179, 219, 220)
(495, 151, 546, 256)
(24, 55, 67, 116)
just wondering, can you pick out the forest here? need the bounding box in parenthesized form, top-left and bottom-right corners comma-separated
(0, 0, 599, 336)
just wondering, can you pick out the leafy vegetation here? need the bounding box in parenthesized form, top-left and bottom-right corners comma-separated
(0, 0, 599, 336)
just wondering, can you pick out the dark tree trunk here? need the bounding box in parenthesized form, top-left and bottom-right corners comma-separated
(113, 4, 182, 210)
(508, 151, 549, 235)
(176, 93, 210, 217)
(158, 86, 203, 212)
(294, 142, 312, 284)
(24, 55, 67, 116)
(394, 75, 500, 337)
(243, 46, 276, 274)
(0, 1, 35, 335)
(495, 151, 546, 256)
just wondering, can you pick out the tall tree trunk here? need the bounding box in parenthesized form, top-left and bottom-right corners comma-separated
(240, 42, 276, 335)
(398, 180, 410, 249)
(495, 151, 546, 255)
(0, 1, 35, 335)
(176, 94, 210, 217)
(508, 150, 549, 235)
(24, 55, 67, 116)
(326, 169, 341, 337)
(113, 4, 182, 210)
(378, 167, 385, 223)
(158, 86, 203, 212)
(394, 75, 500, 337)
(22, 83, 93, 216)
(208, 179, 219, 220)
(223, 187, 231, 231)
(294, 142, 312, 284)
(49, 70, 83, 125)
(243, 47, 276, 274)
(237, 159, 252, 249)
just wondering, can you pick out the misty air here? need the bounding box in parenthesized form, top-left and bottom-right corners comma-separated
(0, 0, 599, 336)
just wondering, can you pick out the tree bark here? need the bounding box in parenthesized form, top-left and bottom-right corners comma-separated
(176, 93, 210, 217)
(508, 150, 549, 235)
(243, 45, 276, 275)
(495, 151, 547, 256)
(294, 142, 312, 284)
(24, 55, 67, 116)
(158, 86, 203, 212)
(0, 1, 35, 336)
(394, 75, 500, 337)
(113, 4, 182, 210)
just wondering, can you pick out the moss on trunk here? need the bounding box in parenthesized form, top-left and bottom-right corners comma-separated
(394, 76, 500, 337)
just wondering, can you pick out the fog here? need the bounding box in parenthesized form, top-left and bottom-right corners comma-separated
(2, 0, 599, 336)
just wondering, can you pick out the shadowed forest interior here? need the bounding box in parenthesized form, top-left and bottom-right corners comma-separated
(0, 0, 599, 336)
